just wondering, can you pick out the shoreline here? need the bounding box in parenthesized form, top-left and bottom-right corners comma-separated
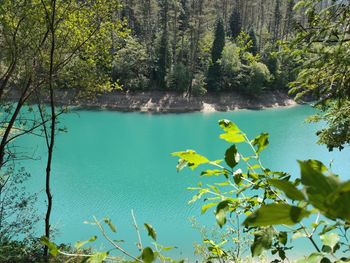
(4, 89, 298, 113)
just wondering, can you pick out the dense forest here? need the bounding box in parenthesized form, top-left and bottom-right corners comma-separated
(111, 0, 301, 94)
(0, 0, 350, 262)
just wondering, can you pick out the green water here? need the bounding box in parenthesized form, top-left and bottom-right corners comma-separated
(19, 105, 350, 260)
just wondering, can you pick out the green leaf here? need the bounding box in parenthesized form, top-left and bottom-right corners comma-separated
(75, 236, 97, 249)
(201, 202, 217, 214)
(224, 145, 240, 169)
(278, 231, 288, 246)
(141, 247, 155, 263)
(252, 133, 269, 154)
(298, 160, 350, 221)
(251, 227, 274, 257)
(220, 132, 245, 143)
(40, 236, 58, 257)
(218, 119, 241, 133)
(144, 223, 157, 241)
(320, 233, 339, 253)
(218, 120, 246, 143)
(244, 204, 311, 227)
(172, 150, 209, 170)
(88, 252, 108, 263)
(268, 179, 305, 201)
(215, 200, 233, 228)
(103, 218, 116, 232)
(201, 169, 225, 177)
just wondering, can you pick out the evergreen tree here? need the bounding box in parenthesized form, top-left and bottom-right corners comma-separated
(211, 18, 225, 63)
(207, 18, 225, 91)
(179, 0, 190, 32)
(272, 0, 282, 42)
(154, 0, 170, 89)
(229, 9, 242, 39)
(248, 28, 258, 55)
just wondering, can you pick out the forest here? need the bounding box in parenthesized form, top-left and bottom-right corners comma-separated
(0, 0, 350, 262)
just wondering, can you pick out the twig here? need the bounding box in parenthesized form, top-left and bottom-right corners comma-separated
(93, 216, 142, 262)
(131, 209, 143, 251)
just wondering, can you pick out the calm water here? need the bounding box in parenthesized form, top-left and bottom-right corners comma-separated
(18, 105, 350, 260)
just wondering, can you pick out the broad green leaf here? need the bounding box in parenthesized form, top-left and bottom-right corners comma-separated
(103, 218, 116, 232)
(326, 180, 350, 221)
(220, 132, 245, 143)
(224, 145, 240, 169)
(251, 227, 274, 257)
(141, 247, 155, 263)
(40, 236, 58, 257)
(252, 133, 269, 154)
(299, 160, 338, 210)
(320, 233, 339, 253)
(88, 252, 108, 263)
(218, 119, 241, 133)
(298, 160, 350, 221)
(144, 223, 157, 241)
(268, 179, 305, 201)
(75, 236, 97, 249)
(172, 150, 209, 170)
(243, 204, 311, 227)
(201, 202, 217, 214)
(215, 200, 233, 228)
(278, 231, 288, 246)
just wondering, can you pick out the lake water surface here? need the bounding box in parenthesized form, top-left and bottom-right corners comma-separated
(19, 105, 350, 260)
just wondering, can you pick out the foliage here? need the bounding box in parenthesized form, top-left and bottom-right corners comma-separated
(229, 9, 242, 39)
(287, 0, 350, 150)
(112, 37, 151, 90)
(248, 29, 258, 56)
(166, 62, 191, 91)
(191, 72, 207, 96)
(207, 18, 226, 91)
(0, 167, 38, 243)
(42, 215, 184, 263)
(219, 42, 242, 90)
(173, 119, 350, 262)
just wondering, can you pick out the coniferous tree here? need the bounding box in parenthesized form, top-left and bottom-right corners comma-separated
(248, 28, 258, 55)
(154, 0, 170, 89)
(207, 18, 225, 91)
(211, 18, 225, 63)
(272, 0, 282, 42)
(229, 9, 242, 39)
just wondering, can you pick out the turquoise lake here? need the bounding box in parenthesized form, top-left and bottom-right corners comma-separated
(18, 105, 350, 260)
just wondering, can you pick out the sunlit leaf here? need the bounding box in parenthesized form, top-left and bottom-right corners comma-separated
(40, 236, 58, 257)
(144, 223, 157, 241)
(252, 133, 269, 154)
(244, 204, 311, 226)
(141, 247, 155, 263)
(75, 236, 97, 249)
(172, 150, 209, 170)
(268, 179, 305, 201)
(103, 218, 116, 232)
(88, 252, 108, 263)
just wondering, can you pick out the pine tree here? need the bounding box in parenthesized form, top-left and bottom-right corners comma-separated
(211, 18, 225, 63)
(229, 9, 242, 39)
(154, 0, 170, 89)
(207, 17, 225, 91)
(272, 0, 282, 42)
(248, 28, 258, 55)
(179, 0, 190, 32)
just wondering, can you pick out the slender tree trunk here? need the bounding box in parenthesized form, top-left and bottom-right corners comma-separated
(43, 0, 57, 259)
